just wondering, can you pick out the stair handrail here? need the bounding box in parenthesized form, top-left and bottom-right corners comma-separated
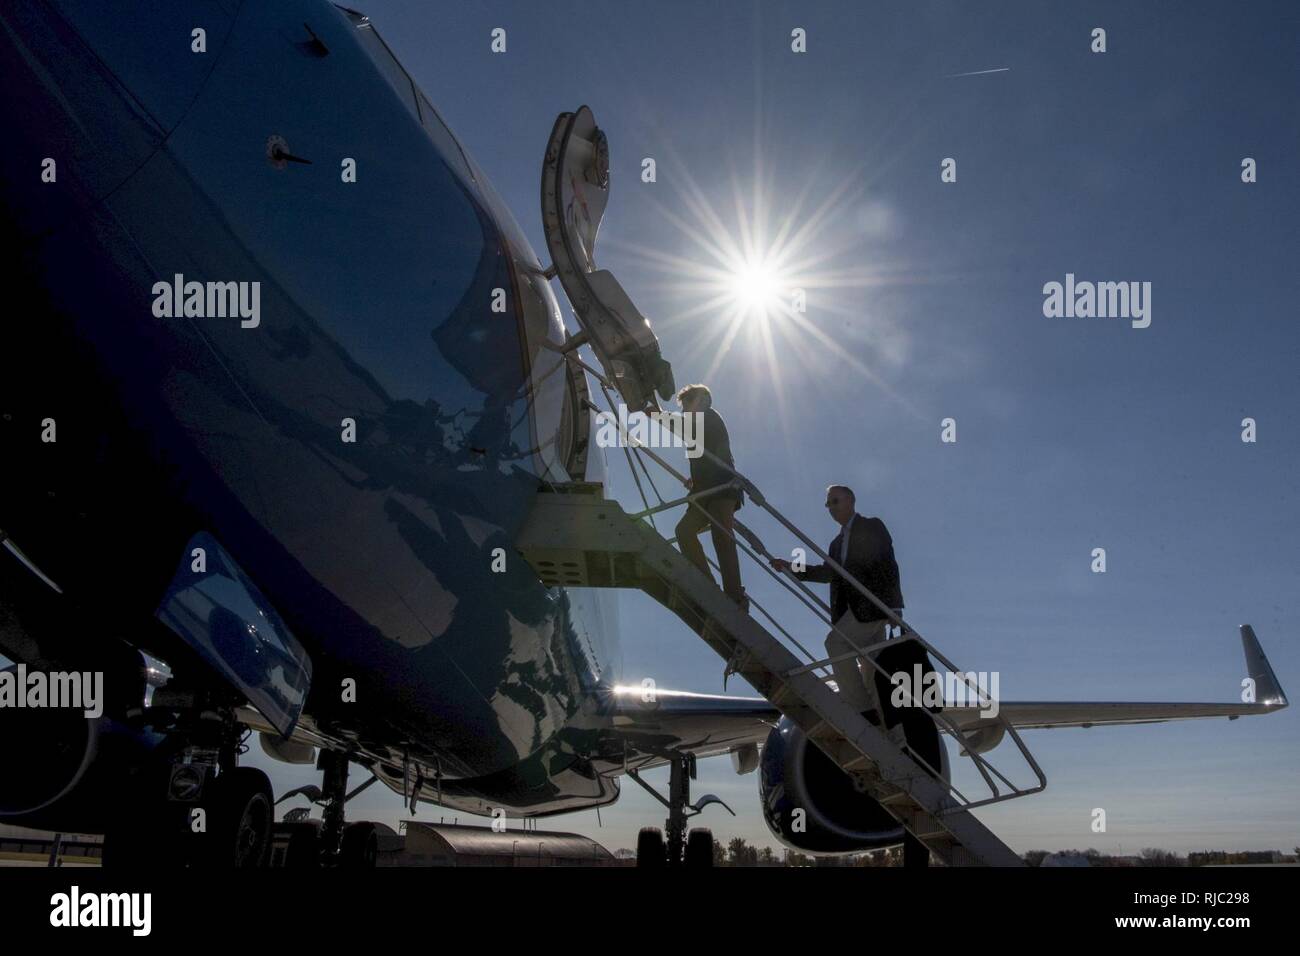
(569, 354, 1047, 807)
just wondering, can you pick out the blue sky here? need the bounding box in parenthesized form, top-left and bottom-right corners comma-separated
(0, 0, 1289, 858)
(10, 1, 1291, 857)
(289, 0, 1298, 855)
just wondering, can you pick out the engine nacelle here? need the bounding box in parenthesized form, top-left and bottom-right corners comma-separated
(759, 715, 949, 854)
(956, 722, 1005, 755)
(0, 705, 162, 833)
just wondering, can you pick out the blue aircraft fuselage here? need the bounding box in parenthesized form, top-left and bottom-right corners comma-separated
(0, 0, 621, 813)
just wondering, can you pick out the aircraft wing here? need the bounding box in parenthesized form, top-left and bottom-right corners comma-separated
(948, 699, 1283, 732)
(942, 624, 1287, 732)
(607, 625, 1287, 767)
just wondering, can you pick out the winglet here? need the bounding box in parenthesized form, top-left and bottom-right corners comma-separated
(1241, 625, 1288, 708)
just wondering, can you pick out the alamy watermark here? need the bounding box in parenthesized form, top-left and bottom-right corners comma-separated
(0, 664, 103, 718)
(1042, 273, 1151, 328)
(50, 886, 151, 936)
(889, 666, 1000, 719)
(594, 404, 705, 458)
(152, 273, 261, 328)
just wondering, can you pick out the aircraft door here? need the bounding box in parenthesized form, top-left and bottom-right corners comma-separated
(541, 106, 675, 414)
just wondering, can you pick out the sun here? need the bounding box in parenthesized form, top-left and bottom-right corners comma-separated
(727, 256, 786, 314)
(598, 144, 927, 435)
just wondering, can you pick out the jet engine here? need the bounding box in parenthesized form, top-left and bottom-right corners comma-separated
(758, 715, 950, 854)
(0, 679, 163, 833)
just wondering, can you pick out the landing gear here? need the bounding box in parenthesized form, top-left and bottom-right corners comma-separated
(201, 767, 273, 867)
(102, 696, 268, 868)
(97, 676, 380, 868)
(340, 821, 379, 868)
(309, 751, 381, 867)
(663, 752, 691, 866)
(318, 749, 349, 862)
(629, 751, 733, 867)
(270, 752, 383, 868)
(103, 764, 274, 868)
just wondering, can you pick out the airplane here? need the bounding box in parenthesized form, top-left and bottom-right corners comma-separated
(0, 0, 1287, 868)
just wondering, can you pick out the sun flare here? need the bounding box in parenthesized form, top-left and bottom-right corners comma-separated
(601, 146, 926, 435)
(727, 256, 787, 314)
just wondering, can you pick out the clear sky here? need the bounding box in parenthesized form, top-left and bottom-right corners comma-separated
(269, 0, 1296, 856)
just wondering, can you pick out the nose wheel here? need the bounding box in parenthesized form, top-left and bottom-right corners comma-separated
(207, 767, 274, 867)
(102, 700, 278, 868)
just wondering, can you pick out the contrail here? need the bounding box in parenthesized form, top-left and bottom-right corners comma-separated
(944, 67, 1011, 78)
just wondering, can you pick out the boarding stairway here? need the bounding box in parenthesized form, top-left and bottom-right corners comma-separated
(525, 104, 1044, 865)
(515, 367, 1045, 867)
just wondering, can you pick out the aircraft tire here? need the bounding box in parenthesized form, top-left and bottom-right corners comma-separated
(685, 828, 713, 868)
(274, 821, 321, 868)
(636, 826, 665, 867)
(340, 821, 379, 868)
(200, 767, 273, 868)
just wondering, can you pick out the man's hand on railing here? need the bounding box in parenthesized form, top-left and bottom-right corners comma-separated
(770, 557, 792, 573)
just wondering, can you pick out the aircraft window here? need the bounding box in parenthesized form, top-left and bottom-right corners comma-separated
(329, 8, 574, 478)
(352, 23, 421, 123)
(559, 361, 577, 472)
(463, 162, 576, 482)
(416, 91, 476, 187)
(558, 356, 591, 479)
(517, 268, 573, 482)
(349, 16, 476, 192)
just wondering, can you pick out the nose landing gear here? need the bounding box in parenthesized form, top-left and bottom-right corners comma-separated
(102, 704, 275, 868)
(102, 692, 383, 868)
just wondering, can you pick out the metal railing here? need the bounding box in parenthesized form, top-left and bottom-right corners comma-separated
(570, 354, 1046, 813)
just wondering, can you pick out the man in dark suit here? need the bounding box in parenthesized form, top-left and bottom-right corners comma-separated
(772, 485, 942, 867)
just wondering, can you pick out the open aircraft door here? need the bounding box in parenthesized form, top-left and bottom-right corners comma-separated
(541, 106, 675, 413)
